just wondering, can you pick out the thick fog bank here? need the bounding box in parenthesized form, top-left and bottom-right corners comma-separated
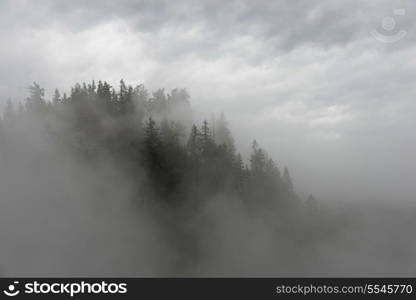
(0, 82, 414, 277)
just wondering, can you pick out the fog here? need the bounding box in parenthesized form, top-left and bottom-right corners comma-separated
(0, 0, 415, 277)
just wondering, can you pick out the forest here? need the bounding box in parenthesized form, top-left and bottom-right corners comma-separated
(1, 80, 413, 277)
(0, 80, 303, 207)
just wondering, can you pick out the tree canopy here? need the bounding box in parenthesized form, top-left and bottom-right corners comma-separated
(0, 80, 299, 208)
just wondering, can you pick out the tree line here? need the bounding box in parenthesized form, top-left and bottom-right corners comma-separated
(0, 80, 302, 210)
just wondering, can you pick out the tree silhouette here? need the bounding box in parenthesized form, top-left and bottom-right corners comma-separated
(1, 80, 301, 209)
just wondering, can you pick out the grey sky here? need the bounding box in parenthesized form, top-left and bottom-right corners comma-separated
(1, 0, 415, 202)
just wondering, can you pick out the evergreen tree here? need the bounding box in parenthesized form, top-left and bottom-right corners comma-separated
(167, 88, 190, 107)
(200, 120, 215, 158)
(282, 167, 293, 194)
(26, 82, 45, 112)
(144, 117, 161, 152)
(234, 153, 246, 193)
(0, 79, 301, 209)
(149, 89, 167, 115)
(187, 125, 201, 156)
(214, 113, 235, 153)
(250, 140, 267, 175)
(52, 89, 61, 104)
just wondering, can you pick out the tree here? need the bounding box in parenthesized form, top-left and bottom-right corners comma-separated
(234, 153, 246, 193)
(149, 89, 167, 114)
(265, 158, 280, 181)
(133, 84, 148, 122)
(161, 119, 184, 147)
(214, 113, 235, 153)
(282, 167, 294, 196)
(199, 120, 217, 160)
(118, 80, 136, 115)
(187, 125, 201, 156)
(167, 88, 191, 115)
(236, 153, 244, 173)
(144, 117, 161, 151)
(52, 89, 61, 104)
(119, 79, 127, 97)
(168, 88, 190, 107)
(97, 81, 113, 113)
(250, 140, 267, 175)
(1, 79, 302, 211)
(87, 80, 96, 97)
(26, 82, 45, 111)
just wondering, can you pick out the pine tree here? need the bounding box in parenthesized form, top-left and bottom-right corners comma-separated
(145, 117, 161, 150)
(149, 89, 167, 114)
(52, 89, 61, 104)
(282, 167, 294, 195)
(97, 81, 113, 113)
(250, 140, 267, 175)
(0, 79, 302, 210)
(200, 120, 215, 158)
(167, 88, 190, 114)
(187, 124, 202, 162)
(234, 153, 246, 192)
(88, 80, 96, 96)
(133, 84, 148, 121)
(160, 119, 183, 147)
(118, 80, 135, 115)
(214, 113, 235, 153)
(26, 82, 45, 112)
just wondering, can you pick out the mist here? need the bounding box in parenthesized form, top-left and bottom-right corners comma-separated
(0, 0, 415, 277)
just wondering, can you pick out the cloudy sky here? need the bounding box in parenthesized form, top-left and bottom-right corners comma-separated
(1, 0, 415, 202)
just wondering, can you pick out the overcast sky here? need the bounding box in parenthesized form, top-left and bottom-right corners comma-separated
(0, 0, 415, 202)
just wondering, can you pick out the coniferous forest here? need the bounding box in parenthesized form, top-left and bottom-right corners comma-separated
(1, 81, 298, 206)
(0, 80, 329, 276)
(0, 81, 415, 277)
